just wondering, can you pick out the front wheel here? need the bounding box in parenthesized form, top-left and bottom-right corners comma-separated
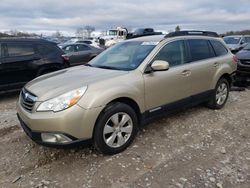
(93, 102, 138, 155)
(207, 78, 229, 109)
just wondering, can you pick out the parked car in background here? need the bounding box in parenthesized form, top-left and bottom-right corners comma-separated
(17, 31, 236, 155)
(127, 28, 162, 39)
(61, 43, 103, 66)
(0, 38, 66, 93)
(76, 39, 101, 49)
(235, 43, 250, 84)
(223, 35, 250, 53)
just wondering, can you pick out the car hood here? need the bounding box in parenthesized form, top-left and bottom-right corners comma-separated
(25, 66, 128, 101)
(236, 50, 250, 60)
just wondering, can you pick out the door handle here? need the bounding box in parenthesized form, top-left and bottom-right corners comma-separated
(181, 70, 191, 76)
(213, 62, 219, 67)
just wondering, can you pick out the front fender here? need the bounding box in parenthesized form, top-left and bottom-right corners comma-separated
(77, 72, 145, 113)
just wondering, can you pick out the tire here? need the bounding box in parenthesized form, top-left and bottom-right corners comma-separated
(93, 102, 138, 155)
(207, 78, 229, 109)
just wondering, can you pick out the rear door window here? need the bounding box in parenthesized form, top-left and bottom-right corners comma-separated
(7, 43, 35, 57)
(210, 40, 228, 56)
(188, 39, 215, 62)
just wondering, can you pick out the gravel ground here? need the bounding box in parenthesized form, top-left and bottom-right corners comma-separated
(0, 88, 249, 188)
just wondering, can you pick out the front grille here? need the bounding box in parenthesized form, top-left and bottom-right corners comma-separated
(240, 60, 250, 66)
(20, 88, 37, 112)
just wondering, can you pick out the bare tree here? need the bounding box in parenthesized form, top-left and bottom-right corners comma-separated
(84, 25, 95, 38)
(75, 27, 85, 38)
(53, 30, 63, 38)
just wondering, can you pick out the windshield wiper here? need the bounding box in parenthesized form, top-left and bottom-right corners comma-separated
(95, 65, 122, 70)
(84, 64, 93, 67)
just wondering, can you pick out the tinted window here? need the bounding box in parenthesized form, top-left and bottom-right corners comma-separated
(7, 43, 34, 57)
(76, 44, 91, 51)
(223, 37, 241, 44)
(63, 45, 75, 53)
(0, 44, 1, 57)
(153, 40, 188, 67)
(82, 41, 92, 44)
(188, 39, 215, 61)
(210, 40, 228, 56)
(245, 37, 250, 43)
(37, 44, 57, 55)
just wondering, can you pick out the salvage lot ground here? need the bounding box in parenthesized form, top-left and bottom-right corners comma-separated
(0, 88, 250, 188)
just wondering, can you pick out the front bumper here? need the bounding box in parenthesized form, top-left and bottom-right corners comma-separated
(17, 100, 104, 147)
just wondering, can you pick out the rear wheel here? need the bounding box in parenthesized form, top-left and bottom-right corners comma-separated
(207, 78, 229, 109)
(93, 102, 138, 155)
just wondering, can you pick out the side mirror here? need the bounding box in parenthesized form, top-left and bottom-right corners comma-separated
(145, 60, 169, 73)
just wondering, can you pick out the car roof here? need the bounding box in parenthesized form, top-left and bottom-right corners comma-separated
(224, 35, 243, 38)
(127, 34, 222, 43)
(127, 35, 165, 42)
(0, 37, 55, 44)
(223, 35, 250, 38)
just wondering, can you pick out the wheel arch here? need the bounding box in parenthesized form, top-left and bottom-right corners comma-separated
(92, 97, 142, 138)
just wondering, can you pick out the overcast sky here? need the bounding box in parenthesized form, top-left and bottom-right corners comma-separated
(0, 0, 250, 35)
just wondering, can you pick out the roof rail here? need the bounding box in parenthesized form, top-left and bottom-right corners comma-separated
(165, 30, 219, 38)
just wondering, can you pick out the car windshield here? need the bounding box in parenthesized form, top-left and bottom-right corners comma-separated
(89, 41, 157, 71)
(243, 43, 250, 50)
(223, 37, 241, 44)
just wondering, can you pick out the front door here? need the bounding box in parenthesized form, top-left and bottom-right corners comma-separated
(143, 40, 192, 113)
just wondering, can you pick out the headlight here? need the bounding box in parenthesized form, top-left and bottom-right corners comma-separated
(37, 86, 87, 112)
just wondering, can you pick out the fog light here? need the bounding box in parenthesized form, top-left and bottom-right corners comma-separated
(41, 133, 72, 143)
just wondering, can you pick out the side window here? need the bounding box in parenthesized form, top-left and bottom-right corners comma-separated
(188, 39, 215, 61)
(210, 40, 228, 56)
(76, 45, 91, 52)
(7, 43, 34, 57)
(0, 44, 1, 58)
(63, 45, 75, 53)
(245, 37, 250, 43)
(153, 40, 188, 67)
(37, 44, 55, 55)
(241, 37, 246, 44)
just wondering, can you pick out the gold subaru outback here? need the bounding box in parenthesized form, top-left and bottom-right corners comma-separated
(17, 31, 237, 154)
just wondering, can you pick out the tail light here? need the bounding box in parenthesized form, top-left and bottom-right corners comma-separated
(62, 55, 69, 61)
(233, 55, 238, 64)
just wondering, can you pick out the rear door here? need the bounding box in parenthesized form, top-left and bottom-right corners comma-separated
(0, 42, 36, 90)
(74, 44, 92, 65)
(186, 39, 218, 104)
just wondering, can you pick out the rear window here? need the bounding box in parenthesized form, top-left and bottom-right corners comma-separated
(63, 45, 75, 53)
(188, 39, 215, 61)
(7, 43, 34, 57)
(210, 40, 228, 56)
(80, 41, 92, 44)
(75, 44, 91, 51)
